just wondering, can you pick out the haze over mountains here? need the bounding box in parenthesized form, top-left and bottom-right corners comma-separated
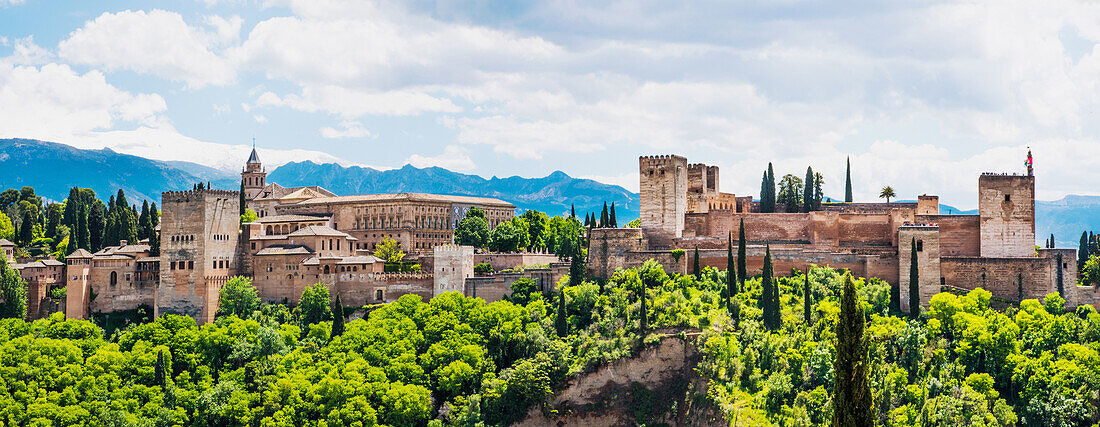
(0, 138, 1093, 247)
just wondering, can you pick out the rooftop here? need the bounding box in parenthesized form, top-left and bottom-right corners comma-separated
(287, 225, 357, 239)
(256, 214, 331, 224)
(292, 192, 515, 208)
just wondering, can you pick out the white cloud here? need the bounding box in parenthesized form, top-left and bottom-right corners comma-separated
(252, 114, 267, 123)
(254, 87, 460, 117)
(405, 145, 475, 172)
(2, 36, 50, 65)
(58, 10, 236, 88)
(0, 0, 24, 6)
(580, 172, 640, 193)
(320, 120, 372, 139)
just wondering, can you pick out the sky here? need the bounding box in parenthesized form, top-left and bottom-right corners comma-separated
(1, 0, 1100, 210)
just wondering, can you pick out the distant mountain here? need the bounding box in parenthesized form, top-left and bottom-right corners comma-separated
(268, 162, 639, 219)
(0, 138, 212, 203)
(1037, 195, 1100, 248)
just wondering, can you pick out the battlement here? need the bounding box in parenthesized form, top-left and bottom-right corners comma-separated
(162, 189, 240, 202)
(639, 154, 687, 165)
(979, 173, 1033, 180)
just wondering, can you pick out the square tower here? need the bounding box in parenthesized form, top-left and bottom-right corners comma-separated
(898, 225, 941, 312)
(978, 174, 1035, 258)
(434, 245, 474, 295)
(639, 155, 688, 239)
(157, 189, 241, 324)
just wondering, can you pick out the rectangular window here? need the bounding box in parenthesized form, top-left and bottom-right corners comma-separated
(1004, 194, 1011, 202)
(916, 240, 924, 252)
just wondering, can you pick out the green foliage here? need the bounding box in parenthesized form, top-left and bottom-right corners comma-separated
(455, 209, 491, 248)
(298, 283, 332, 327)
(488, 218, 530, 252)
(508, 277, 540, 306)
(217, 276, 260, 318)
(0, 211, 13, 242)
(777, 173, 803, 213)
(626, 218, 641, 228)
(239, 208, 258, 224)
(670, 248, 685, 262)
(474, 262, 494, 274)
(331, 293, 345, 338)
(1081, 254, 1100, 286)
(0, 258, 26, 319)
(833, 273, 874, 426)
(373, 237, 406, 263)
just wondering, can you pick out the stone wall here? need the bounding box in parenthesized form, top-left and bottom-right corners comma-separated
(434, 245, 474, 295)
(473, 252, 560, 272)
(919, 215, 980, 256)
(979, 174, 1035, 258)
(157, 189, 240, 324)
(65, 259, 90, 319)
(899, 226, 941, 311)
(587, 228, 646, 279)
(639, 155, 688, 240)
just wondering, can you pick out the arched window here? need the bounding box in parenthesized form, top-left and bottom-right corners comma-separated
(110, 271, 117, 286)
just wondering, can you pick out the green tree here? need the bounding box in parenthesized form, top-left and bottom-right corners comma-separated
(813, 172, 825, 208)
(88, 201, 105, 251)
(154, 348, 167, 389)
(489, 219, 530, 253)
(1081, 255, 1100, 286)
(45, 203, 62, 240)
(761, 245, 780, 329)
(725, 233, 734, 310)
(0, 211, 14, 242)
(299, 282, 333, 326)
(238, 181, 247, 219)
(610, 203, 617, 228)
(455, 208, 491, 248)
(509, 277, 540, 305)
(18, 210, 33, 246)
(909, 238, 920, 320)
(803, 268, 812, 324)
(777, 174, 803, 213)
(693, 246, 701, 279)
(217, 276, 260, 318)
(569, 247, 585, 286)
(737, 219, 747, 293)
(1079, 231, 1090, 273)
(802, 166, 815, 213)
(600, 202, 609, 228)
(0, 258, 26, 319)
(555, 290, 568, 337)
(845, 157, 853, 203)
(331, 293, 345, 338)
(832, 273, 874, 427)
(77, 203, 91, 252)
(240, 208, 259, 224)
(879, 186, 896, 203)
(373, 237, 406, 263)
(519, 209, 549, 249)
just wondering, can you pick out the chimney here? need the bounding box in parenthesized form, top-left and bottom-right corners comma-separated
(120, 240, 128, 247)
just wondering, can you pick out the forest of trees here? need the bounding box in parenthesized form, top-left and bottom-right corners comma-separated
(454, 207, 584, 257)
(0, 186, 159, 259)
(0, 256, 1096, 425)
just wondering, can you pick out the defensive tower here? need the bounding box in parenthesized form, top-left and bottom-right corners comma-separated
(978, 174, 1035, 258)
(639, 155, 688, 243)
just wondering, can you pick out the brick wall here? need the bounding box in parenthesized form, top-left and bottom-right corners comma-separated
(979, 174, 1035, 258)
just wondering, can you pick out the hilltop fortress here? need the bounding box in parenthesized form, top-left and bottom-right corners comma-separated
(56, 149, 564, 324)
(588, 154, 1100, 310)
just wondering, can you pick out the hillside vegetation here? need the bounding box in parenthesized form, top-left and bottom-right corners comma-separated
(0, 262, 1097, 425)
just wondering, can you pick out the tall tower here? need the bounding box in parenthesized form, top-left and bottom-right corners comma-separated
(241, 145, 266, 200)
(639, 155, 688, 242)
(978, 173, 1035, 258)
(157, 189, 241, 324)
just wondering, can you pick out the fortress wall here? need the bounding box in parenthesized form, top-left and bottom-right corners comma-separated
(692, 246, 900, 284)
(588, 228, 646, 279)
(703, 213, 813, 244)
(837, 213, 893, 247)
(336, 273, 434, 306)
(941, 257, 1054, 303)
(474, 252, 560, 272)
(919, 215, 980, 256)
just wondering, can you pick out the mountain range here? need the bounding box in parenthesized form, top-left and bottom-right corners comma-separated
(0, 138, 1093, 248)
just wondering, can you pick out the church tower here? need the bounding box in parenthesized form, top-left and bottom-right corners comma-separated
(241, 145, 266, 200)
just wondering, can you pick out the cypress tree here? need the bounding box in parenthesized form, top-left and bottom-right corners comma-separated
(890, 280, 901, 315)
(570, 204, 576, 219)
(239, 181, 247, 219)
(332, 293, 345, 338)
(1080, 231, 1090, 273)
(1050, 233, 1055, 248)
(569, 246, 585, 286)
(767, 163, 776, 212)
(63, 187, 80, 229)
(845, 157, 853, 203)
(760, 170, 771, 212)
(610, 203, 617, 228)
(802, 166, 815, 213)
(600, 202, 609, 228)
(555, 290, 568, 337)
(737, 219, 747, 293)
(150, 202, 159, 228)
(693, 246, 701, 279)
(909, 238, 920, 320)
(77, 203, 90, 252)
(0, 258, 27, 319)
(154, 349, 167, 388)
(762, 244, 780, 330)
(87, 203, 103, 252)
(19, 210, 33, 246)
(139, 200, 150, 240)
(832, 273, 874, 426)
(724, 233, 733, 311)
(803, 268, 812, 325)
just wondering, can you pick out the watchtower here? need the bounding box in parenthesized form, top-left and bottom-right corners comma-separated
(241, 147, 266, 200)
(639, 155, 688, 241)
(157, 189, 241, 324)
(978, 174, 1035, 258)
(898, 225, 941, 312)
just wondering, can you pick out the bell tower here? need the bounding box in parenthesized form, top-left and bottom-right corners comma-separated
(241, 139, 266, 200)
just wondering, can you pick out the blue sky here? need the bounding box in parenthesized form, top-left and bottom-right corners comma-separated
(2, 0, 1099, 209)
